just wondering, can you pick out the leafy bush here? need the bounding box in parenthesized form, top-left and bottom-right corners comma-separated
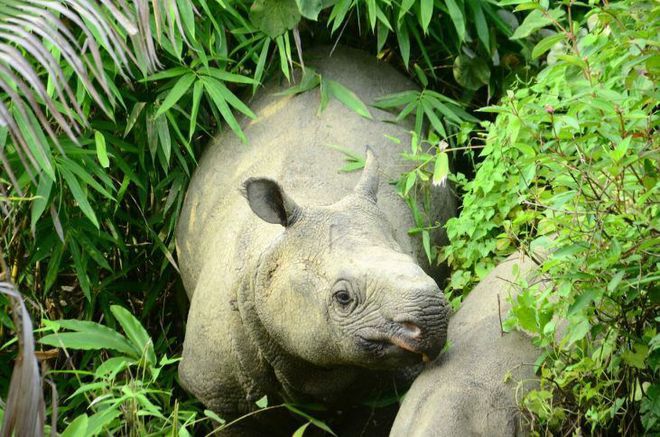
(443, 0, 659, 434)
(0, 0, 526, 434)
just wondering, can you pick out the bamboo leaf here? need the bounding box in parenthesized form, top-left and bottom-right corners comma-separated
(421, 99, 447, 138)
(202, 78, 247, 143)
(325, 79, 372, 119)
(202, 77, 256, 120)
(41, 320, 136, 357)
(420, 0, 433, 33)
(30, 174, 52, 231)
(60, 167, 99, 229)
(199, 68, 258, 85)
(155, 73, 196, 118)
(94, 130, 109, 168)
(397, 20, 411, 69)
(110, 305, 157, 366)
(189, 80, 203, 141)
(445, 0, 466, 42)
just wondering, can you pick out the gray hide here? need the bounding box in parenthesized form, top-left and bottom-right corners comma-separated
(176, 46, 455, 418)
(390, 253, 543, 437)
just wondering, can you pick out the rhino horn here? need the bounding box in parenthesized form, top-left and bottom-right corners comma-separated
(353, 146, 379, 203)
(242, 178, 301, 226)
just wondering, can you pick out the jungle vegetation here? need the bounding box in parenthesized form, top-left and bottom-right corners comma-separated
(0, 0, 657, 435)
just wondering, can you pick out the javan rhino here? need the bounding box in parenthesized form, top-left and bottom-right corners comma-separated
(390, 252, 543, 437)
(176, 46, 455, 424)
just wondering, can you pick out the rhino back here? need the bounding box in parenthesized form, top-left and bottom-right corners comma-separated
(389, 254, 542, 437)
(176, 46, 453, 297)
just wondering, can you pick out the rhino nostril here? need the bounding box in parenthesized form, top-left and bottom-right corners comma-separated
(399, 321, 422, 339)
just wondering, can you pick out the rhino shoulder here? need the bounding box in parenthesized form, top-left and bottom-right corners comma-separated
(390, 253, 543, 437)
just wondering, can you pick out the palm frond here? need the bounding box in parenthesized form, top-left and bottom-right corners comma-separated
(0, 0, 189, 196)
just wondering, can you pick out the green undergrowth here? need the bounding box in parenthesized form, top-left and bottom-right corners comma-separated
(1, 0, 657, 435)
(438, 1, 659, 434)
(1, 0, 527, 434)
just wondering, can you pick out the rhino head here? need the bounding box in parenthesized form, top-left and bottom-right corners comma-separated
(240, 149, 449, 372)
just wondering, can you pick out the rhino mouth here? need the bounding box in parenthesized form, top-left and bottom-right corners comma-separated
(357, 333, 438, 364)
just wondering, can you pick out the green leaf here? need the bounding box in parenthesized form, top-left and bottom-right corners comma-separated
(421, 99, 447, 138)
(318, 77, 330, 115)
(622, 344, 649, 369)
(285, 405, 337, 436)
(432, 152, 449, 186)
(608, 271, 625, 292)
(156, 114, 171, 165)
(58, 158, 114, 201)
(204, 409, 226, 425)
(250, 0, 301, 38)
(296, 0, 337, 20)
(189, 80, 203, 141)
(60, 167, 99, 229)
(468, 0, 490, 51)
(253, 38, 271, 93)
(564, 318, 590, 346)
(397, 20, 411, 69)
(404, 171, 417, 195)
(44, 242, 64, 292)
(176, 0, 196, 40)
(277, 69, 321, 96)
(255, 395, 268, 408)
(40, 320, 136, 357)
(110, 305, 157, 365)
(94, 130, 109, 168)
(325, 79, 372, 119)
(366, 0, 377, 30)
(86, 408, 122, 436)
(293, 422, 311, 437)
(399, 0, 415, 22)
(445, 0, 466, 42)
(419, 0, 433, 33)
(61, 414, 88, 437)
(142, 67, 189, 82)
(199, 68, 258, 85)
(124, 102, 146, 137)
(155, 73, 196, 118)
(202, 78, 247, 143)
(203, 77, 257, 120)
(531, 32, 564, 58)
(422, 230, 432, 264)
(511, 8, 564, 40)
(373, 90, 418, 108)
(275, 35, 291, 81)
(31, 174, 52, 231)
(453, 54, 490, 90)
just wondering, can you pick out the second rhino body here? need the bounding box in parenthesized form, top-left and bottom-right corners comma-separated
(176, 47, 455, 419)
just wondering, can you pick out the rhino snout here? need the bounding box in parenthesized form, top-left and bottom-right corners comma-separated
(390, 315, 446, 362)
(357, 302, 448, 366)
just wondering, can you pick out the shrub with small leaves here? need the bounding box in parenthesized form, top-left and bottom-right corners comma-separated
(443, 1, 659, 434)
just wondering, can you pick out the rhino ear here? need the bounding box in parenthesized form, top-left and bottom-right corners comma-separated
(354, 146, 379, 202)
(242, 178, 301, 227)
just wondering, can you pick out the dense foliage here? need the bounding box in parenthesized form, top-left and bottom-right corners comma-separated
(444, 1, 659, 434)
(0, 0, 524, 434)
(0, 0, 657, 435)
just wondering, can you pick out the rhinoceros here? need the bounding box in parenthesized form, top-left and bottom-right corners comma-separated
(389, 253, 543, 437)
(175, 46, 455, 425)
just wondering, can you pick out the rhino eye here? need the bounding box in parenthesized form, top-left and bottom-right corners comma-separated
(334, 290, 352, 306)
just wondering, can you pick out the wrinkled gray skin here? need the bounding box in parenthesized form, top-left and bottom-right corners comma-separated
(176, 47, 455, 420)
(390, 253, 543, 437)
